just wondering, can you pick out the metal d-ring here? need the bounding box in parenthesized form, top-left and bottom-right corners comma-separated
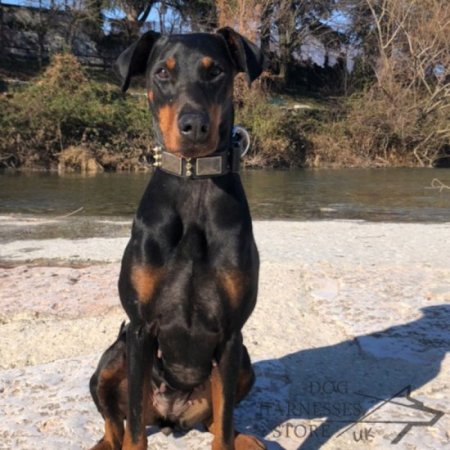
(232, 126, 251, 157)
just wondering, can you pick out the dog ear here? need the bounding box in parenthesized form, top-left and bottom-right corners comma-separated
(216, 27, 265, 86)
(114, 31, 161, 92)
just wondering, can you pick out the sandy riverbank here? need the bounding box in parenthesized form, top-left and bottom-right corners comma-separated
(0, 221, 449, 449)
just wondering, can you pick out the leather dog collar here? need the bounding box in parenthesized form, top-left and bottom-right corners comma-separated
(152, 146, 241, 179)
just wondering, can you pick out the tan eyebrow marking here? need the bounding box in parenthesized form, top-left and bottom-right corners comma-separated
(166, 57, 176, 70)
(201, 57, 214, 69)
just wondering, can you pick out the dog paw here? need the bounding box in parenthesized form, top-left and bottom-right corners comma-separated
(234, 433, 266, 450)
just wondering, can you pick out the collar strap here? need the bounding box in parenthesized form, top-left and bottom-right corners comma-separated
(152, 146, 240, 179)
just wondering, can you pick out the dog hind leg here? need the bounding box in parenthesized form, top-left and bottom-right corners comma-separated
(89, 329, 128, 450)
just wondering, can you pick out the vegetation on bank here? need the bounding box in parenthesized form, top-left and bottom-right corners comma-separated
(0, 54, 306, 171)
(1, 0, 449, 171)
(0, 54, 153, 172)
(0, 49, 448, 171)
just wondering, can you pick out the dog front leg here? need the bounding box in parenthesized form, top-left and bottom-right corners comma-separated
(209, 332, 243, 450)
(122, 322, 154, 450)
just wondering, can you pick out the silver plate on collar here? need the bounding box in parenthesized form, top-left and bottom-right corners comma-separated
(161, 152, 183, 175)
(196, 156, 223, 176)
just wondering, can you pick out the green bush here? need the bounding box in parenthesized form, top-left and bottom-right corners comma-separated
(0, 61, 315, 170)
(0, 53, 154, 170)
(235, 88, 311, 168)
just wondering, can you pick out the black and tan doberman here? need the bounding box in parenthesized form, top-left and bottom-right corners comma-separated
(89, 27, 265, 450)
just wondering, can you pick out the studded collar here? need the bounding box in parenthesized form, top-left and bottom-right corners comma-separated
(152, 146, 240, 179)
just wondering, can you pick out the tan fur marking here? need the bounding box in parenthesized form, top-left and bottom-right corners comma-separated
(158, 102, 222, 156)
(147, 90, 154, 102)
(209, 366, 226, 448)
(234, 433, 266, 450)
(158, 104, 181, 153)
(201, 56, 214, 69)
(218, 270, 247, 309)
(99, 367, 120, 383)
(191, 103, 222, 157)
(208, 104, 221, 147)
(122, 430, 146, 450)
(166, 57, 176, 70)
(131, 265, 165, 304)
(179, 384, 212, 428)
(103, 418, 124, 449)
(93, 365, 126, 450)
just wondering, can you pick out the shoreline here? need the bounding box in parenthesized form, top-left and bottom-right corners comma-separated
(0, 156, 435, 172)
(1, 220, 449, 266)
(0, 220, 449, 449)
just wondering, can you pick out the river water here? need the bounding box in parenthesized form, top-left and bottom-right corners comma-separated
(0, 168, 449, 241)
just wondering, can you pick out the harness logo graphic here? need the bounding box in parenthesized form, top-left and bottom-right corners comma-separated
(255, 383, 444, 445)
(338, 385, 444, 444)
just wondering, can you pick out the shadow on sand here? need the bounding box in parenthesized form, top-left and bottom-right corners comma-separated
(236, 305, 449, 450)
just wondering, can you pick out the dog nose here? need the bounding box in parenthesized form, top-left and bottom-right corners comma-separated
(178, 113, 210, 143)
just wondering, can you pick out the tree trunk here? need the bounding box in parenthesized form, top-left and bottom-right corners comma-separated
(260, 2, 272, 58)
(0, 0, 4, 61)
(278, 22, 292, 86)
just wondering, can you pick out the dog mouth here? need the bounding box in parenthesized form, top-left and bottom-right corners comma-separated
(172, 123, 220, 158)
(175, 143, 219, 159)
(159, 134, 220, 159)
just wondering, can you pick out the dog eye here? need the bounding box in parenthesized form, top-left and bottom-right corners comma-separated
(155, 67, 170, 80)
(208, 65, 223, 79)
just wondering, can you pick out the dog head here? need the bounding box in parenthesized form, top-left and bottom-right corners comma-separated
(115, 28, 264, 158)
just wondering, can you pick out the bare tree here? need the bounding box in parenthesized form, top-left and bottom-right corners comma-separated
(363, 0, 450, 165)
(259, 0, 342, 86)
(103, 0, 157, 37)
(173, 0, 217, 31)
